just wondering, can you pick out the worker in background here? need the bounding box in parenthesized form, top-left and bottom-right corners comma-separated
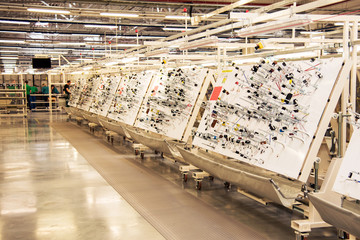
(63, 80, 71, 107)
(51, 85, 59, 94)
(30, 85, 38, 111)
(24, 80, 31, 109)
(7, 80, 16, 104)
(41, 83, 49, 106)
(46, 85, 60, 107)
(41, 83, 49, 95)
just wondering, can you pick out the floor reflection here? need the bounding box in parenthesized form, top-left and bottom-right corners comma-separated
(0, 112, 164, 240)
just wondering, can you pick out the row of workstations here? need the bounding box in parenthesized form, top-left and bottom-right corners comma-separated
(65, 57, 359, 239)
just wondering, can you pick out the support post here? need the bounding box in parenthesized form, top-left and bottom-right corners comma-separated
(350, 21, 358, 112)
(48, 73, 52, 114)
(341, 22, 350, 157)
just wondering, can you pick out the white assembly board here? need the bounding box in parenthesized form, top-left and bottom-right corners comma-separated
(192, 58, 343, 178)
(77, 74, 102, 111)
(89, 73, 121, 116)
(68, 74, 86, 107)
(333, 124, 360, 200)
(107, 71, 153, 125)
(135, 67, 208, 140)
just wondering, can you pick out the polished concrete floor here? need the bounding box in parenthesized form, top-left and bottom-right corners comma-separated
(0, 112, 339, 240)
(0, 113, 164, 240)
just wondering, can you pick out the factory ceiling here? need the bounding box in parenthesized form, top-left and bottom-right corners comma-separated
(0, 0, 359, 73)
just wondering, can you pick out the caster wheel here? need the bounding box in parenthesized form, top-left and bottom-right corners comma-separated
(160, 152, 164, 158)
(182, 173, 188, 182)
(196, 181, 202, 190)
(140, 152, 145, 159)
(209, 176, 214, 181)
(135, 149, 139, 155)
(295, 232, 309, 240)
(224, 182, 230, 189)
(155, 150, 159, 154)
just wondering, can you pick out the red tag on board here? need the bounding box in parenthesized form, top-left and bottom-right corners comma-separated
(209, 86, 222, 101)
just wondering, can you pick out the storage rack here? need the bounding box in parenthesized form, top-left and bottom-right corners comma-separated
(28, 93, 62, 112)
(0, 89, 27, 117)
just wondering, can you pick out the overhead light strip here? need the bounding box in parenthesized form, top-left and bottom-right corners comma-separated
(27, 8, 70, 14)
(84, 24, 117, 29)
(100, 12, 139, 18)
(0, 40, 25, 44)
(334, 22, 360, 26)
(162, 27, 191, 32)
(300, 31, 323, 35)
(0, 57, 18, 60)
(111, 35, 165, 39)
(165, 15, 190, 20)
(0, 20, 30, 25)
(0, 50, 19, 53)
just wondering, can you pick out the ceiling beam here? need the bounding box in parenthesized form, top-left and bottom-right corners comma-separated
(192, 0, 255, 25)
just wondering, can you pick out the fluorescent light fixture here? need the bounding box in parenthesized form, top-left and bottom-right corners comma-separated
(84, 24, 117, 29)
(35, 22, 49, 27)
(3, 69, 14, 74)
(237, 16, 310, 37)
(71, 33, 101, 37)
(0, 40, 25, 44)
(48, 51, 66, 54)
(27, 8, 70, 14)
(165, 15, 190, 20)
(163, 27, 190, 32)
(100, 12, 139, 18)
(83, 37, 101, 41)
(145, 48, 170, 57)
(0, 30, 27, 34)
(82, 52, 104, 55)
(179, 36, 218, 50)
(0, 50, 19, 53)
(0, 20, 30, 25)
(122, 57, 138, 63)
(105, 61, 120, 66)
(334, 22, 360, 26)
(70, 71, 83, 74)
(0, 57, 18, 60)
(111, 35, 165, 39)
(83, 66, 93, 70)
(116, 44, 140, 47)
(76, 58, 93, 61)
(300, 31, 323, 35)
